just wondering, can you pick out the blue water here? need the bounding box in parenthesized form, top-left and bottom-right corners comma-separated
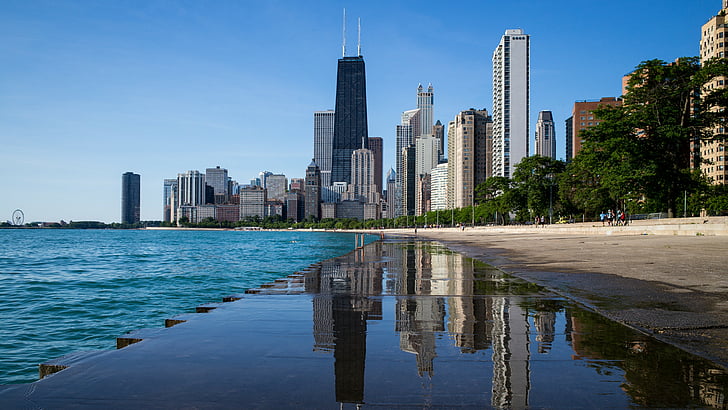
(0, 229, 375, 384)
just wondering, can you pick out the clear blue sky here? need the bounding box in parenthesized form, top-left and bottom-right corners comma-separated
(0, 0, 718, 223)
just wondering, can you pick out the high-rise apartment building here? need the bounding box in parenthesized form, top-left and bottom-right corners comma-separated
(534, 111, 556, 159)
(384, 168, 397, 219)
(368, 136, 383, 194)
(395, 108, 421, 217)
(121, 172, 140, 224)
(305, 160, 321, 220)
(569, 98, 622, 158)
(314, 110, 335, 187)
(447, 109, 493, 209)
(347, 147, 377, 203)
(564, 117, 574, 162)
(332, 55, 368, 184)
(430, 162, 448, 211)
(417, 83, 434, 138)
(492, 29, 530, 178)
(205, 166, 229, 204)
(700, 1, 728, 184)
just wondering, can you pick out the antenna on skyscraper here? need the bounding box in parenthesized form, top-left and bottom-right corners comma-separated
(342, 8, 347, 57)
(357, 18, 361, 56)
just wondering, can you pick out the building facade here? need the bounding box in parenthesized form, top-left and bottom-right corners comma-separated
(700, 1, 728, 184)
(121, 172, 141, 224)
(492, 29, 530, 178)
(239, 186, 266, 219)
(266, 174, 288, 202)
(569, 97, 622, 158)
(332, 56, 368, 184)
(163, 178, 177, 222)
(314, 110, 335, 187)
(430, 162, 448, 211)
(534, 111, 556, 159)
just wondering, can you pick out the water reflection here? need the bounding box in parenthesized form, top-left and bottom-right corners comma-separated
(298, 239, 727, 408)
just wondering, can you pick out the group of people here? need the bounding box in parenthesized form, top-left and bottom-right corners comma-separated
(600, 210, 627, 226)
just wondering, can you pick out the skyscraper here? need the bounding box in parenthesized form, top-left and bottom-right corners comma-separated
(305, 160, 322, 220)
(332, 55, 368, 184)
(314, 110, 335, 187)
(163, 178, 177, 222)
(121, 172, 140, 224)
(492, 29, 530, 178)
(205, 166, 229, 204)
(368, 136, 383, 194)
(448, 109, 493, 209)
(177, 170, 206, 208)
(266, 174, 288, 201)
(395, 108, 421, 217)
(417, 84, 434, 138)
(534, 111, 556, 159)
(433, 120, 445, 161)
(348, 147, 377, 203)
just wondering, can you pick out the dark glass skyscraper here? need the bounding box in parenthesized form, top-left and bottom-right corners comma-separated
(332, 56, 368, 184)
(121, 172, 141, 224)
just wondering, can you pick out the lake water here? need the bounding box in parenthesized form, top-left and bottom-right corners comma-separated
(0, 229, 375, 384)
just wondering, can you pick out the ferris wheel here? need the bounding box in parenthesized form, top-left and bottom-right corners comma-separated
(12, 209, 24, 226)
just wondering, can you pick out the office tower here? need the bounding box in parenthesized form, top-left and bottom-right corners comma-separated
(266, 174, 288, 201)
(332, 52, 368, 184)
(447, 109, 493, 209)
(314, 110, 335, 187)
(433, 120, 445, 161)
(492, 29, 530, 178)
(395, 108, 421, 217)
(368, 136, 383, 194)
(289, 178, 305, 192)
(430, 162, 448, 211)
(305, 160, 321, 220)
(565, 117, 574, 162)
(205, 166, 229, 204)
(700, 2, 728, 184)
(177, 170, 206, 208)
(163, 178, 177, 222)
(285, 191, 305, 222)
(415, 135, 439, 176)
(401, 145, 416, 216)
(417, 83, 434, 137)
(569, 98, 622, 158)
(385, 168, 397, 219)
(534, 111, 556, 159)
(239, 186, 266, 219)
(258, 171, 272, 188)
(121, 172, 140, 224)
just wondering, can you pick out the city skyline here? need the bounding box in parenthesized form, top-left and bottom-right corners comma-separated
(0, 1, 714, 222)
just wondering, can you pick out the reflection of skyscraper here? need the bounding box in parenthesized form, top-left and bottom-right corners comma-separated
(491, 298, 531, 408)
(332, 55, 368, 184)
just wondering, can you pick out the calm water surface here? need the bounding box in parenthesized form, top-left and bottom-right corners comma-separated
(0, 229, 374, 384)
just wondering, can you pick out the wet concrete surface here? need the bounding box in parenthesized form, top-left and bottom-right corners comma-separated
(410, 228, 728, 370)
(1, 238, 727, 408)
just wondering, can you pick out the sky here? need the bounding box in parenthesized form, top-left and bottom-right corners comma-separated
(0, 0, 720, 223)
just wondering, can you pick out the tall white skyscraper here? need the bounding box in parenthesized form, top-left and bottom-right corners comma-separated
(534, 111, 556, 159)
(314, 110, 335, 187)
(415, 135, 439, 176)
(493, 29, 530, 178)
(395, 108, 421, 216)
(417, 83, 434, 138)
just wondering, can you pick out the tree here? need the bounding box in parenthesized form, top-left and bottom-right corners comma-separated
(573, 57, 728, 217)
(510, 156, 566, 222)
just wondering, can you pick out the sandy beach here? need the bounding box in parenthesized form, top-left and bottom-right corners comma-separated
(384, 217, 728, 368)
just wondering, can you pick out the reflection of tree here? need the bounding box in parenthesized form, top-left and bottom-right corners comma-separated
(569, 309, 728, 408)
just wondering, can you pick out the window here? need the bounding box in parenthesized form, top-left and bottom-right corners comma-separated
(588, 116, 594, 120)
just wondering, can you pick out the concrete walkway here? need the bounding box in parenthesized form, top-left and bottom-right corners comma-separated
(392, 218, 728, 368)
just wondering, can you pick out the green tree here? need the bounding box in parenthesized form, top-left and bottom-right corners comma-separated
(510, 155, 566, 222)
